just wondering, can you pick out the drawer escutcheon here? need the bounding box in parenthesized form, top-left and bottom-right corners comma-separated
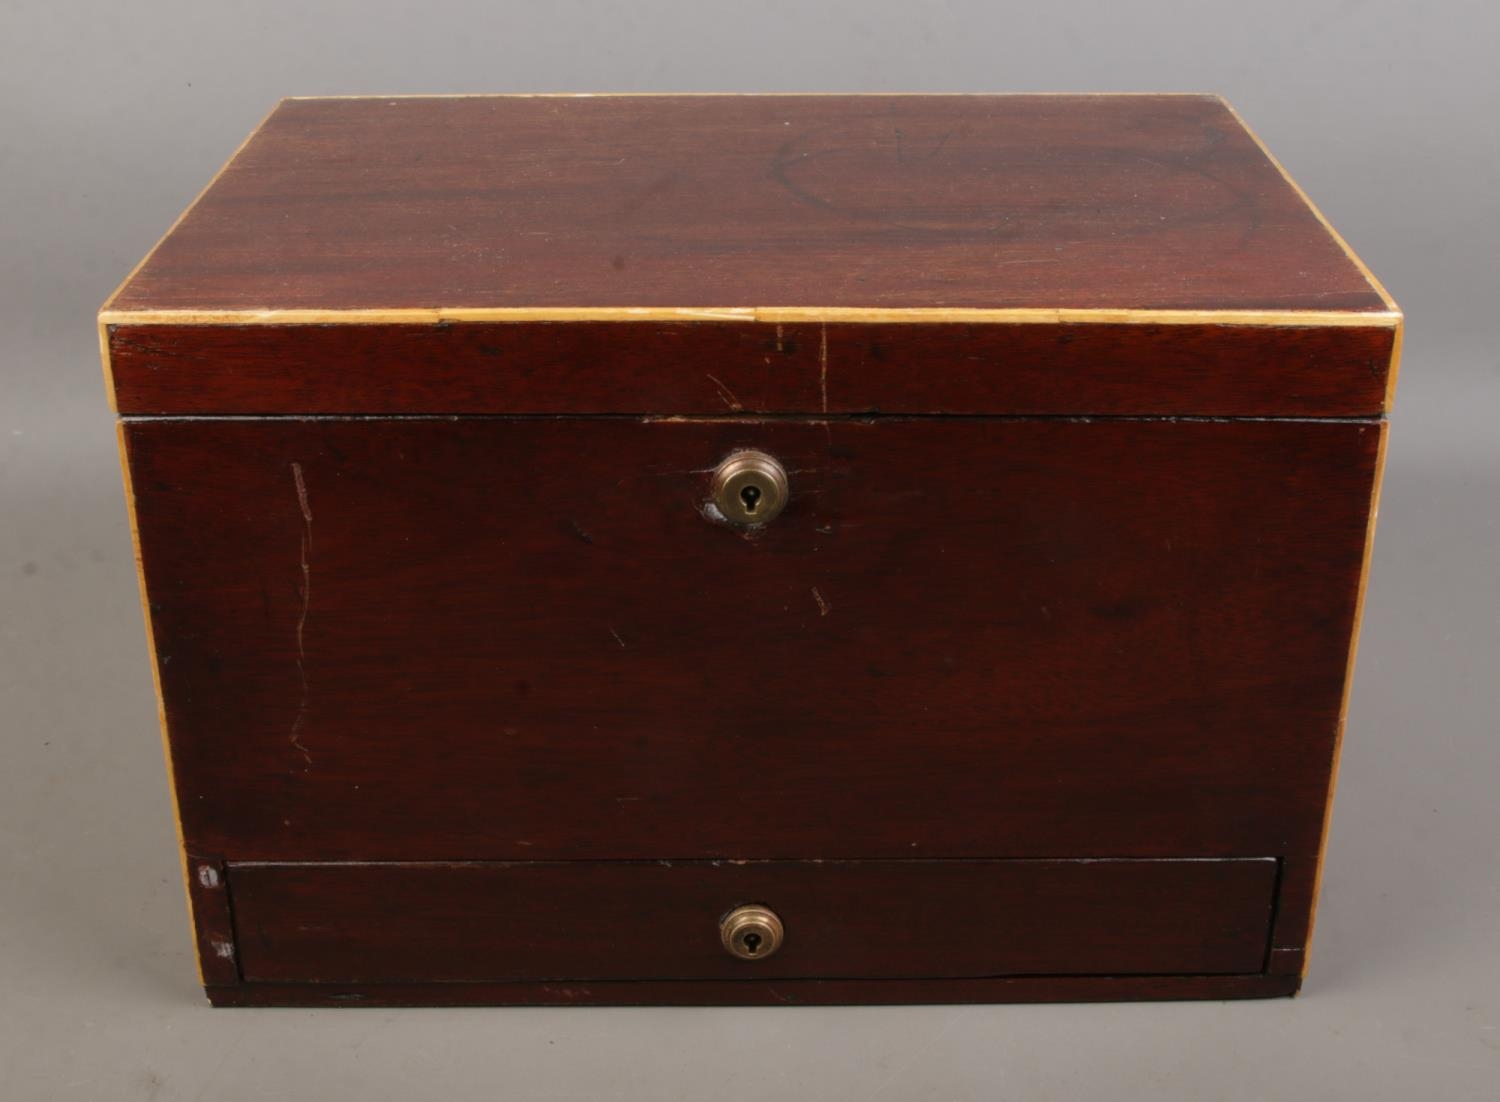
(709, 451, 789, 526)
(720, 904, 785, 960)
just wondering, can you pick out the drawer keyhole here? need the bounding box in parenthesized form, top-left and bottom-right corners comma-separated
(708, 451, 789, 527)
(719, 903, 785, 961)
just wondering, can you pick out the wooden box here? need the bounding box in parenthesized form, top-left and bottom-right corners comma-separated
(100, 94, 1400, 1006)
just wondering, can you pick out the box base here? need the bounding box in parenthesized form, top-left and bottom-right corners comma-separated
(206, 974, 1300, 1008)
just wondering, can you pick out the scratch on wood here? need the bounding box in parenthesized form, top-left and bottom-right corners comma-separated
(704, 372, 742, 411)
(819, 323, 833, 446)
(775, 324, 785, 353)
(811, 586, 831, 616)
(289, 462, 313, 767)
(609, 626, 626, 648)
(212, 939, 235, 960)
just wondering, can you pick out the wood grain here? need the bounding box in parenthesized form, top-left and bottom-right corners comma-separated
(103, 93, 1397, 1003)
(227, 858, 1277, 984)
(123, 415, 1378, 871)
(106, 320, 1397, 417)
(184, 853, 238, 985)
(104, 94, 1387, 315)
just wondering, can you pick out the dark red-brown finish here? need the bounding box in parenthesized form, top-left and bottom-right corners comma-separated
(207, 974, 1302, 1008)
(184, 853, 238, 986)
(228, 859, 1278, 983)
(1267, 854, 1321, 975)
(106, 94, 1397, 1005)
(120, 414, 1382, 1001)
(107, 321, 1396, 417)
(106, 95, 1385, 314)
(124, 417, 1378, 865)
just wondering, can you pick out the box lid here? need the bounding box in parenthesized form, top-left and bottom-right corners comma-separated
(101, 94, 1400, 417)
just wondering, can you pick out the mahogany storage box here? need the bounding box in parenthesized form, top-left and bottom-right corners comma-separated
(100, 94, 1400, 1007)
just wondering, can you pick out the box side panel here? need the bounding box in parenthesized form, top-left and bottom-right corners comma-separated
(1290, 419, 1390, 978)
(115, 426, 235, 985)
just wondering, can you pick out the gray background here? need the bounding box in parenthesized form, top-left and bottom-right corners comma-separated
(2, 1, 1496, 1098)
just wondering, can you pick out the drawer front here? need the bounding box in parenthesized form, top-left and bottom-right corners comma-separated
(229, 859, 1278, 983)
(125, 416, 1379, 862)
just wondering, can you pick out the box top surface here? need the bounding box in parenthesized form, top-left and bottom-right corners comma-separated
(102, 93, 1395, 322)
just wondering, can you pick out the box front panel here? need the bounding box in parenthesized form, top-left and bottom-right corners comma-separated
(125, 416, 1378, 876)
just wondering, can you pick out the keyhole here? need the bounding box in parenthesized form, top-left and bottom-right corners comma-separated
(739, 484, 762, 514)
(742, 932, 762, 954)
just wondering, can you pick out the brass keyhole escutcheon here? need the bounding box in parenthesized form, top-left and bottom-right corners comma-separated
(710, 451, 789, 526)
(720, 904, 785, 960)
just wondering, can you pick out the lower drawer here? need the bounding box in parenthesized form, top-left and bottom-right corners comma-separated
(228, 858, 1277, 984)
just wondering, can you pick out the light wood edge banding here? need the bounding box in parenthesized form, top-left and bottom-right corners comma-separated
(98, 305, 1402, 328)
(97, 101, 281, 317)
(98, 318, 116, 414)
(1385, 316, 1405, 412)
(1218, 97, 1401, 318)
(100, 90, 1400, 988)
(115, 422, 203, 984)
(1302, 419, 1390, 978)
(281, 91, 1226, 101)
(98, 96, 1399, 335)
